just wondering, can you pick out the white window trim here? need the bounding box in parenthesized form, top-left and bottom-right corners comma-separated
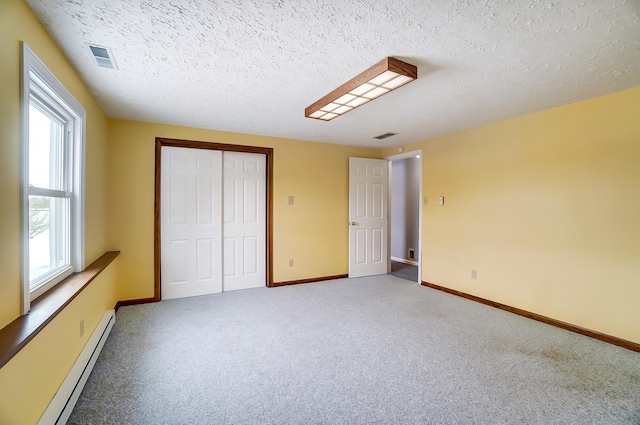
(20, 42, 86, 314)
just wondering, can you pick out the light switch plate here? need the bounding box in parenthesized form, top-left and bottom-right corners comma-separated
(288, 196, 294, 205)
(438, 196, 444, 205)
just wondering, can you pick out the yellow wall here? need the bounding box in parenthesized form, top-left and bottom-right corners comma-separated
(108, 120, 381, 300)
(0, 263, 119, 425)
(0, 1, 118, 423)
(0, 0, 113, 326)
(383, 87, 640, 344)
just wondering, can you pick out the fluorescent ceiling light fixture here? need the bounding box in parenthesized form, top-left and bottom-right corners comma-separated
(305, 57, 417, 121)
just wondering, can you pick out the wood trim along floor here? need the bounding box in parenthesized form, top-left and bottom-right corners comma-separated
(115, 274, 349, 310)
(0, 251, 120, 369)
(272, 274, 348, 287)
(154, 138, 274, 302)
(421, 281, 640, 353)
(114, 297, 158, 311)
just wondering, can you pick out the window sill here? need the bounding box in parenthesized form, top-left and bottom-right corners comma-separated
(0, 251, 119, 369)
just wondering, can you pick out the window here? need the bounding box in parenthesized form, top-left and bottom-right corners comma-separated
(21, 43, 85, 313)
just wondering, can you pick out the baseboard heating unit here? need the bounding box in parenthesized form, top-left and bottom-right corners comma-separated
(38, 310, 116, 425)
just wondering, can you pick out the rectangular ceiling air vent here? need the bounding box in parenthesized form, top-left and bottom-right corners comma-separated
(373, 132, 398, 140)
(88, 44, 118, 69)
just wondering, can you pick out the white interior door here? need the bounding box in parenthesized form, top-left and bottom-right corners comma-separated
(348, 157, 389, 278)
(222, 152, 266, 291)
(161, 146, 223, 300)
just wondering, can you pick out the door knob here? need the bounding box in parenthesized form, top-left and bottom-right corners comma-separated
(350, 222, 357, 226)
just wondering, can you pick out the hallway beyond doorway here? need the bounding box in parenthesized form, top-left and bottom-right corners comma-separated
(390, 261, 418, 282)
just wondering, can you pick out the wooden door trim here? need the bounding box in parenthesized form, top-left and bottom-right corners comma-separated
(154, 138, 274, 301)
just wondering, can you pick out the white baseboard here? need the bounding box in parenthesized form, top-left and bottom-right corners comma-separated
(391, 256, 419, 266)
(38, 310, 115, 425)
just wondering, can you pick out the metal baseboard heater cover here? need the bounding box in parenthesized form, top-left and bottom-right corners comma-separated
(38, 310, 116, 425)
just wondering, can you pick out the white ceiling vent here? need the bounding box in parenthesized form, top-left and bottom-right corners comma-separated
(373, 132, 398, 140)
(87, 44, 117, 69)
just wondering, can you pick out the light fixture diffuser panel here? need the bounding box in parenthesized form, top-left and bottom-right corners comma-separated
(305, 57, 417, 121)
(383, 75, 413, 89)
(309, 111, 325, 118)
(320, 103, 340, 112)
(319, 113, 338, 120)
(368, 70, 399, 86)
(333, 105, 352, 114)
(350, 83, 375, 96)
(334, 93, 356, 104)
(347, 97, 370, 107)
(363, 87, 389, 99)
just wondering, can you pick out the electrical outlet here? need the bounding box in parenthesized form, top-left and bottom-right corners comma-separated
(471, 269, 478, 280)
(288, 259, 294, 267)
(80, 319, 85, 337)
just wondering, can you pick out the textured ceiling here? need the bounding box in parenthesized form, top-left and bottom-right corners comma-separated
(25, 0, 640, 148)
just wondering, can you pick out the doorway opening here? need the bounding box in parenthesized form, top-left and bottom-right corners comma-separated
(387, 150, 422, 283)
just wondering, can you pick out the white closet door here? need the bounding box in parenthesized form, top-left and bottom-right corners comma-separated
(222, 151, 266, 291)
(161, 146, 223, 299)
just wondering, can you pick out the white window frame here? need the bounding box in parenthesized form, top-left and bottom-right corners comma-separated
(20, 43, 85, 314)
